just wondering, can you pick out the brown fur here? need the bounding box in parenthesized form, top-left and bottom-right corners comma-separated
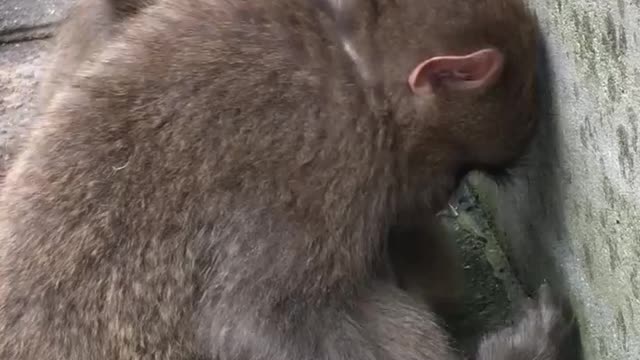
(0, 0, 566, 359)
(40, 0, 462, 315)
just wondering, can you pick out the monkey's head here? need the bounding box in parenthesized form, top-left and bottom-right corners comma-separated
(403, 0, 537, 179)
(339, 0, 538, 193)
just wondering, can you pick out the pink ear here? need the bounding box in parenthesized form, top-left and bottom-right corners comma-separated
(408, 48, 504, 95)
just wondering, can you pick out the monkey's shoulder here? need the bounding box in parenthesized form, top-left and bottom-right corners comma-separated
(70, 1, 332, 107)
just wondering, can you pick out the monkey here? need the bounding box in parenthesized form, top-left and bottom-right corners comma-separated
(38, 0, 154, 109)
(37, 0, 464, 314)
(0, 0, 570, 359)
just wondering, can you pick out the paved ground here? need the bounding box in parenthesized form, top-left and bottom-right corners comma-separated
(0, 0, 62, 175)
(0, 0, 69, 30)
(0, 40, 47, 180)
(0, 0, 71, 42)
(0, 2, 526, 356)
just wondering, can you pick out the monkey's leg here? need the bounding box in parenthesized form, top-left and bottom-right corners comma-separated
(357, 282, 463, 360)
(387, 214, 464, 314)
(203, 282, 462, 360)
(349, 283, 571, 360)
(474, 284, 573, 360)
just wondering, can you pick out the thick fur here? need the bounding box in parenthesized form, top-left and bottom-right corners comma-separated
(40, 0, 462, 312)
(0, 0, 563, 359)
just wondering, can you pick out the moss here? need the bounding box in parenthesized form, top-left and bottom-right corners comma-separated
(441, 182, 527, 354)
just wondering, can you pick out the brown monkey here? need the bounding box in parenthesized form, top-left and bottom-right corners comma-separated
(0, 0, 567, 359)
(40, 0, 462, 312)
(38, 0, 153, 109)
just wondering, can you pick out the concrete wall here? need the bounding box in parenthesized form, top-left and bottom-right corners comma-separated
(471, 1, 640, 359)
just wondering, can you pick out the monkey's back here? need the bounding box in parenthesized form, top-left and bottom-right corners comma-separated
(0, 1, 371, 358)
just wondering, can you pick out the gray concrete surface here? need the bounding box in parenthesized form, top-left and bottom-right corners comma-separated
(0, 40, 46, 178)
(1, 0, 70, 32)
(0, 0, 72, 43)
(471, 1, 640, 359)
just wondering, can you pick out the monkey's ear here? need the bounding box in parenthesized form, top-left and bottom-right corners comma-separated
(408, 48, 504, 95)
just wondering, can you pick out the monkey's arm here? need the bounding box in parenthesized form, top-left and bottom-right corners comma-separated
(474, 285, 573, 360)
(387, 213, 464, 312)
(359, 282, 461, 360)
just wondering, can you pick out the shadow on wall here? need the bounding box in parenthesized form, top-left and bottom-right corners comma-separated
(526, 29, 584, 360)
(469, 27, 584, 359)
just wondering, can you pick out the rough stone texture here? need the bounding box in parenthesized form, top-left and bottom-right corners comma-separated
(0, 0, 72, 43)
(0, 40, 47, 179)
(471, 1, 640, 359)
(441, 185, 529, 356)
(0, 0, 71, 32)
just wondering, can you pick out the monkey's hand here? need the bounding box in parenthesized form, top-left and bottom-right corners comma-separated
(474, 284, 573, 360)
